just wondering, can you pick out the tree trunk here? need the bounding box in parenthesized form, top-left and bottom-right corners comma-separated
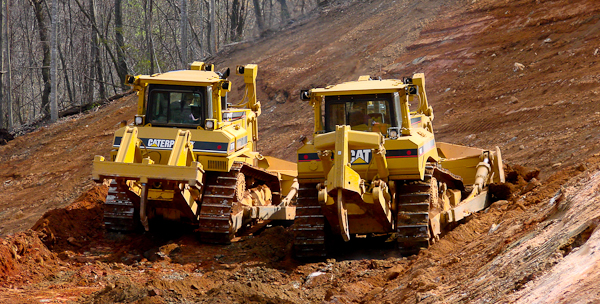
(74, 0, 125, 96)
(278, 0, 289, 24)
(30, 0, 51, 118)
(89, 0, 105, 99)
(115, 0, 128, 90)
(208, 0, 216, 54)
(0, 0, 4, 128)
(50, 0, 58, 122)
(230, 0, 246, 41)
(180, 0, 188, 68)
(6, 0, 11, 129)
(144, 0, 155, 74)
(252, 0, 264, 33)
(58, 43, 74, 105)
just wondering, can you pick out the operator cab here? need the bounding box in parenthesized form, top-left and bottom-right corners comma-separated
(145, 84, 212, 129)
(323, 93, 401, 137)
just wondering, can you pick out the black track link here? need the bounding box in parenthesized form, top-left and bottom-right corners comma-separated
(197, 163, 243, 244)
(104, 180, 138, 232)
(293, 183, 327, 258)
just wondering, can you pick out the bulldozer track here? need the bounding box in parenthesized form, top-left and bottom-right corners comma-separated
(104, 180, 138, 232)
(293, 183, 327, 258)
(197, 162, 243, 244)
(396, 164, 463, 255)
(197, 162, 282, 243)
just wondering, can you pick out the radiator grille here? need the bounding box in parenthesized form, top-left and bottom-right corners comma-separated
(207, 160, 227, 171)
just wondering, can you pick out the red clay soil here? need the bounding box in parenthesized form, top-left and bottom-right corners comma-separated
(2, 0, 600, 303)
(31, 185, 108, 251)
(0, 95, 137, 236)
(0, 161, 591, 303)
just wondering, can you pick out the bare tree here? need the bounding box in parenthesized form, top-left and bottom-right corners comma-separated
(208, 0, 216, 54)
(89, 0, 105, 99)
(3, 0, 325, 129)
(144, 0, 155, 74)
(115, 0, 128, 89)
(50, 0, 58, 122)
(252, 0, 265, 33)
(180, 0, 188, 68)
(30, 0, 51, 117)
(278, 0, 290, 24)
(229, 0, 247, 41)
(5, 0, 12, 128)
(0, 0, 4, 128)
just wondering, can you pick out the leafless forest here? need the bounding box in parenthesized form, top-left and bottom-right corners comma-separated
(0, 0, 327, 130)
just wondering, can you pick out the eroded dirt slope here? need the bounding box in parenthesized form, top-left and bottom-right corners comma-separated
(215, 0, 600, 180)
(0, 95, 136, 236)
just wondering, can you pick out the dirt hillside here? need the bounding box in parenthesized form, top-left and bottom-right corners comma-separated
(1, 0, 600, 303)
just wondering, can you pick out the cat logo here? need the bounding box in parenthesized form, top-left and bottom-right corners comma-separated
(351, 149, 372, 165)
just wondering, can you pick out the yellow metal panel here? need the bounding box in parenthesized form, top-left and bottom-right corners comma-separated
(92, 161, 204, 186)
(437, 142, 485, 159)
(311, 79, 405, 95)
(115, 127, 140, 163)
(327, 126, 362, 194)
(148, 189, 175, 201)
(167, 130, 195, 167)
(313, 132, 336, 150)
(440, 157, 480, 185)
(259, 156, 298, 178)
(345, 203, 365, 215)
(297, 143, 325, 180)
(137, 70, 221, 85)
(314, 130, 381, 151)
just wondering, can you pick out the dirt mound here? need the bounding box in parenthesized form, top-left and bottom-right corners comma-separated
(31, 185, 108, 251)
(0, 230, 60, 286)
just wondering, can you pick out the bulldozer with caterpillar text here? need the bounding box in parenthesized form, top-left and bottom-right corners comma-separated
(92, 62, 298, 243)
(293, 73, 505, 257)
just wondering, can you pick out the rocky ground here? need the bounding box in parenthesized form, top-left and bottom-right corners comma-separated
(1, 0, 600, 303)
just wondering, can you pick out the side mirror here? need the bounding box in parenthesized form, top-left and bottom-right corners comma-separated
(407, 85, 418, 95)
(237, 65, 245, 75)
(300, 90, 311, 101)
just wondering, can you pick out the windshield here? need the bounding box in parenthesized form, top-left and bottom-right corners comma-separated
(324, 94, 395, 135)
(146, 84, 206, 127)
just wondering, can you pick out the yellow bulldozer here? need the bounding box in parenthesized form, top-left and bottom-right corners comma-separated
(92, 62, 298, 243)
(293, 73, 504, 257)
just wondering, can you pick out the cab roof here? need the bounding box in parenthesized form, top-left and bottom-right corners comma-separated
(311, 78, 408, 96)
(137, 69, 222, 86)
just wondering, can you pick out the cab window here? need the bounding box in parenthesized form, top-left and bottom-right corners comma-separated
(146, 85, 205, 128)
(324, 94, 395, 135)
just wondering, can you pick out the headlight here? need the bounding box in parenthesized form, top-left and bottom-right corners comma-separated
(205, 119, 215, 130)
(388, 127, 399, 139)
(134, 115, 144, 125)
